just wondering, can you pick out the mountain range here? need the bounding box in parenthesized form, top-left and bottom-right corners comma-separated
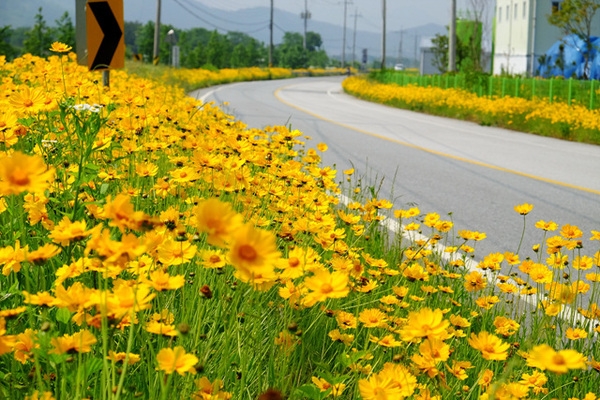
(1, 0, 445, 64)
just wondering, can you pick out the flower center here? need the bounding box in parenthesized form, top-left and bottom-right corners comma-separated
(239, 245, 257, 261)
(288, 257, 300, 268)
(11, 170, 30, 186)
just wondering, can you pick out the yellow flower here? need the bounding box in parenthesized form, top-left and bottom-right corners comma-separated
(464, 271, 487, 292)
(193, 198, 243, 247)
(0, 318, 17, 355)
(565, 327, 588, 340)
(468, 331, 510, 361)
(526, 344, 587, 373)
(303, 269, 349, 306)
(147, 269, 185, 291)
(514, 203, 534, 215)
(535, 220, 558, 231)
(0, 152, 55, 196)
(107, 351, 141, 365)
(49, 42, 72, 53)
(49, 329, 97, 354)
(358, 308, 388, 328)
(156, 346, 198, 375)
(358, 374, 402, 400)
(9, 86, 47, 114)
(227, 223, 280, 282)
(157, 238, 197, 266)
(399, 308, 449, 342)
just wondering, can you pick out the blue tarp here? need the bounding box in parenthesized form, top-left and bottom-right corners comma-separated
(537, 34, 600, 79)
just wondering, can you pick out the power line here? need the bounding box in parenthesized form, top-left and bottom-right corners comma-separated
(177, 0, 270, 26)
(171, 0, 268, 34)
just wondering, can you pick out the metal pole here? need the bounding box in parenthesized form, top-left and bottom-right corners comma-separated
(303, 0, 308, 49)
(342, 0, 348, 68)
(102, 70, 110, 87)
(352, 8, 358, 66)
(382, 0, 386, 70)
(269, 0, 274, 67)
(449, 0, 456, 72)
(153, 0, 161, 65)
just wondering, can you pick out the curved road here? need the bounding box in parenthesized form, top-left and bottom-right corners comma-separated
(190, 77, 600, 259)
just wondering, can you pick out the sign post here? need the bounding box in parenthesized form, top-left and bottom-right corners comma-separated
(85, 0, 125, 86)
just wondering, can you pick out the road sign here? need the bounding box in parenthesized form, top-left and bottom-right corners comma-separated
(86, 0, 124, 70)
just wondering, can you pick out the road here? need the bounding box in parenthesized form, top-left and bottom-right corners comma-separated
(190, 76, 600, 260)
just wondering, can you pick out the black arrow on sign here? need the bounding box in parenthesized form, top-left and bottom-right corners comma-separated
(89, 1, 122, 69)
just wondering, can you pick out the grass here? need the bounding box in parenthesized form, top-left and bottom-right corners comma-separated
(0, 51, 599, 400)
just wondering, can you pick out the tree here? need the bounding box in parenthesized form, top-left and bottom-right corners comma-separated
(431, 33, 449, 73)
(22, 8, 53, 57)
(124, 21, 143, 55)
(277, 32, 307, 69)
(205, 30, 229, 68)
(0, 26, 17, 59)
(548, 0, 600, 79)
(53, 12, 75, 48)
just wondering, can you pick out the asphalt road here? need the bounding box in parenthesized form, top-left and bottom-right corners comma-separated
(190, 76, 600, 260)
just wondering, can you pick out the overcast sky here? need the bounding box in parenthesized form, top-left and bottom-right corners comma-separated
(191, 0, 490, 32)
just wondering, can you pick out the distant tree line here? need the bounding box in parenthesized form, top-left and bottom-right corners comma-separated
(0, 8, 330, 69)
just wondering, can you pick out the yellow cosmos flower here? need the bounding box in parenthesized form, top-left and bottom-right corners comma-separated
(358, 374, 402, 400)
(13, 329, 39, 364)
(565, 327, 588, 340)
(468, 331, 510, 361)
(358, 308, 388, 328)
(303, 269, 349, 306)
(157, 238, 197, 266)
(514, 203, 534, 215)
(535, 220, 558, 231)
(49, 42, 72, 53)
(49, 329, 97, 354)
(464, 270, 487, 292)
(107, 351, 141, 364)
(525, 344, 587, 373)
(9, 86, 47, 114)
(399, 307, 449, 342)
(0, 152, 55, 196)
(156, 346, 198, 375)
(193, 198, 243, 247)
(227, 223, 280, 281)
(0, 318, 17, 355)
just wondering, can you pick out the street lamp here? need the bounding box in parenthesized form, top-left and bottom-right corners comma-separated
(167, 29, 178, 67)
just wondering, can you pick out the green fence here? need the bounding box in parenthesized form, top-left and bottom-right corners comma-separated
(375, 71, 600, 110)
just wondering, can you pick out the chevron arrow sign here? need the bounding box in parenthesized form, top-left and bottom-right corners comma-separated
(86, 0, 124, 70)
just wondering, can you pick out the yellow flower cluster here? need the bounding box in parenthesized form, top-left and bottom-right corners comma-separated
(343, 76, 600, 143)
(0, 47, 599, 399)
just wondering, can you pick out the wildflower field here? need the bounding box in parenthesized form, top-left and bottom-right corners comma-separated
(1, 46, 600, 400)
(343, 75, 600, 145)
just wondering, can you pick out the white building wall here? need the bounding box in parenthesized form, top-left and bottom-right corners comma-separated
(493, 0, 600, 76)
(493, 0, 533, 75)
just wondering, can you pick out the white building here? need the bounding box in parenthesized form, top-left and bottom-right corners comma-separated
(493, 0, 600, 76)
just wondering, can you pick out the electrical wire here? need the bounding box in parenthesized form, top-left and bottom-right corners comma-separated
(177, 0, 270, 26)
(171, 0, 269, 34)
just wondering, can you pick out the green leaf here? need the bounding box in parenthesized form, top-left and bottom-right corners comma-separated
(55, 307, 72, 324)
(293, 384, 324, 400)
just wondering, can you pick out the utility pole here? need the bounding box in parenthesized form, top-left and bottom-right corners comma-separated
(153, 0, 161, 65)
(382, 0, 387, 69)
(398, 29, 403, 62)
(269, 0, 274, 67)
(301, 0, 311, 49)
(342, 0, 348, 67)
(352, 8, 360, 66)
(448, 0, 457, 72)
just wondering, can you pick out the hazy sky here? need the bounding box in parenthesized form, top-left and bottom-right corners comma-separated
(191, 0, 489, 32)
